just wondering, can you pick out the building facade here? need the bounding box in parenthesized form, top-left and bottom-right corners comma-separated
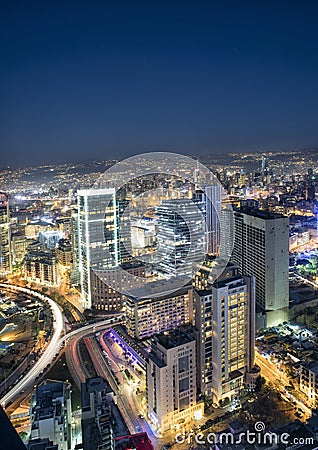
(124, 278, 193, 340)
(232, 207, 289, 328)
(11, 234, 30, 266)
(146, 327, 204, 433)
(300, 362, 318, 407)
(0, 193, 11, 275)
(81, 377, 115, 450)
(156, 199, 205, 278)
(24, 243, 60, 287)
(56, 238, 73, 267)
(91, 261, 146, 312)
(77, 189, 132, 309)
(195, 185, 223, 256)
(194, 270, 255, 405)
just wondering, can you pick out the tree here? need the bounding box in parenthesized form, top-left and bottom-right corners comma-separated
(255, 375, 266, 392)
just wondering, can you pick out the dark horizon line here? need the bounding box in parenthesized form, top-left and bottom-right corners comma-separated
(1, 146, 317, 171)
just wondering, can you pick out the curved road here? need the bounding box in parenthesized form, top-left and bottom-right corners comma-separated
(0, 284, 64, 408)
(0, 283, 123, 407)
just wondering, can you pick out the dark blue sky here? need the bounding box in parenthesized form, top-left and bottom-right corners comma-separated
(1, 1, 318, 167)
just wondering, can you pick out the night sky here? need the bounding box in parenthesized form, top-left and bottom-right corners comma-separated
(1, 2, 318, 167)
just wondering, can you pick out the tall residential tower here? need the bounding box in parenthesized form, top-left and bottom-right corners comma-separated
(232, 207, 289, 328)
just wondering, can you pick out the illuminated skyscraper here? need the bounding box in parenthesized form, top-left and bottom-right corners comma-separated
(78, 189, 119, 308)
(194, 267, 255, 404)
(204, 185, 222, 255)
(232, 207, 289, 327)
(77, 189, 131, 309)
(0, 193, 11, 275)
(156, 198, 205, 278)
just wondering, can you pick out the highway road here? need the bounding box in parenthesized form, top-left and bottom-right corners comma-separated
(86, 333, 163, 448)
(0, 284, 64, 408)
(0, 283, 123, 407)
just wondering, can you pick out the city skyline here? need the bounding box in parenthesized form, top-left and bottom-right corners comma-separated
(0, 150, 317, 449)
(1, 2, 318, 449)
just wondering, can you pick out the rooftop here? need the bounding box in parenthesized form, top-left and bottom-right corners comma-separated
(154, 326, 196, 350)
(234, 206, 287, 220)
(124, 276, 191, 302)
(213, 275, 248, 291)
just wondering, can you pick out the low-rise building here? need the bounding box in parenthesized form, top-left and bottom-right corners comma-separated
(300, 362, 318, 406)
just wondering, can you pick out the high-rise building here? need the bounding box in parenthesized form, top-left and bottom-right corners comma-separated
(70, 209, 80, 287)
(232, 207, 289, 328)
(203, 185, 222, 255)
(156, 199, 205, 278)
(194, 267, 255, 404)
(124, 277, 193, 340)
(146, 327, 204, 433)
(77, 189, 131, 309)
(29, 381, 72, 450)
(0, 193, 11, 275)
(261, 155, 269, 176)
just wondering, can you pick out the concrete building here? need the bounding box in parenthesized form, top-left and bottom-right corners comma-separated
(81, 377, 128, 450)
(300, 362, 318, 406)
(146, 327, 204, 433)
(24, 243, 60, 287)
(29, 381, 72, 450)
(124, 277, 193, 340)
(11, 234, 30, 266)
(232, 207, 289, 328)
(194, 268, 256, 404)
(28, 438, 58, 450)
(55, 239, 73, 267)
(91, 261, 146, 312)
(0, 193, 11, 275)
(56, 217, 73, 239)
